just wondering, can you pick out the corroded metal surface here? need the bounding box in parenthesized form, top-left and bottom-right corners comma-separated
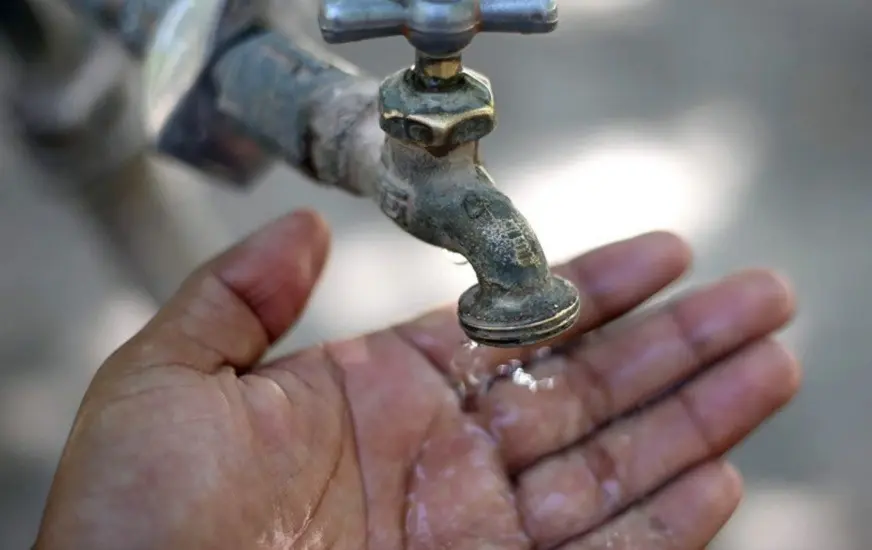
(63, 0, 379, 191)
(320, 0, 579, 346)
(379, 66, 496, 149)
(57, 0, 580, 347)
(379, 139, 581, 346)
(211, 30, 377, 190)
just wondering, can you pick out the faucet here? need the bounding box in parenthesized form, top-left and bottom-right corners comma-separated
(23, 0, 581, 348)
(318, 0, 581, 347)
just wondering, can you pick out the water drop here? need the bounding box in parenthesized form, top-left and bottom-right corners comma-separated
(443, 250, 469, 266)
(534, 346, 553, 360)
(497, 358, 523, 377)
(449, 340, 493, 411)
(449, 339, 560, 411)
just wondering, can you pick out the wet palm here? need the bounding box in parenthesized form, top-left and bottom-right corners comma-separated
(35, 212, 800, 550)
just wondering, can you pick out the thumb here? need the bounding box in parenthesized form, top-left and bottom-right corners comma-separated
(110, 210, 331, 374)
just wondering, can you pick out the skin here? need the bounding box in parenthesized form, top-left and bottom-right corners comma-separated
(34, 210, 801, 550)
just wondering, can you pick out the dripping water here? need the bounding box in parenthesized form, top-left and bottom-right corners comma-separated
(449, 339, 557, 412)
(443, 250, 469, 266)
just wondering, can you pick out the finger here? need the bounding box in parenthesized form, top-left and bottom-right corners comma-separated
(480, 269, 795, 472)
(110, 210, 331, 374)
(515, 338, 800, 548)
(557, 460, 743, 550)
(394, 231, 692, 374)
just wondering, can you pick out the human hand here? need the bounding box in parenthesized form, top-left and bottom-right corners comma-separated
(35, 210, 800, 550)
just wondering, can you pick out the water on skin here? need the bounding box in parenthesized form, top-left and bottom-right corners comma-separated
(443, 340, 678, 549)
(444, 250, 470, 266)
(449, 340, 557, 412)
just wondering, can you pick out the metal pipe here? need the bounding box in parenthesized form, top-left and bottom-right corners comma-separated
(58, 0, 580, 346)
(60, 0, 381, 192)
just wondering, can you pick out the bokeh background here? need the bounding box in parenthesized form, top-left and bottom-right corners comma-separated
(2, 0, 870, 547)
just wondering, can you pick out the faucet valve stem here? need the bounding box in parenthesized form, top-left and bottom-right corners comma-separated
(413, 51, 463, 87)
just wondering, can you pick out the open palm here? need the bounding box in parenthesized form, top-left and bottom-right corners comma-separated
(35, 211, 800, 550)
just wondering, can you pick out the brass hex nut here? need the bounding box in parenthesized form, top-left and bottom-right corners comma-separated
(378, 68, 496, 149)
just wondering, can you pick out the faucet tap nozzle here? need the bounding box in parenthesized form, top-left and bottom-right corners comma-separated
(318, 0, 580, 348)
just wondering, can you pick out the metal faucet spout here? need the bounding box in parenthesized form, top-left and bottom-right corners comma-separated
(381, 139, 580, 347)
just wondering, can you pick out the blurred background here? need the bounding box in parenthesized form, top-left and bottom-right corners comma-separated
(1, 0, 870, 548)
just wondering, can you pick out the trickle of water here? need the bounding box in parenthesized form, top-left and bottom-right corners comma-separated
(448, 341, 490, 411)
(443, 250, 469, 266)
(449, 339, 557, 412)
(533, 346, 553, 360)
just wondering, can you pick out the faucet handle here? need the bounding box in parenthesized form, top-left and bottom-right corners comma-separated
(319, 0, 558, 56)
